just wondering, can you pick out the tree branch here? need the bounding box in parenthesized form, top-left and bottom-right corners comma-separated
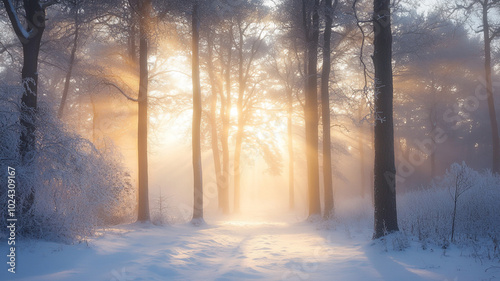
(2, 0, 30, 41)
(102, 82, 139, 102)
(352, 0, 372, 109)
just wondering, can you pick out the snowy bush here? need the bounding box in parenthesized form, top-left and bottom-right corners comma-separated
(0, 85, 134, 242)
(398, 162, 500, 259)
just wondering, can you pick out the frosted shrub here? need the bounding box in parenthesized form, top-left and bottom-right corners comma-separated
(150, 190, 172, 226)
(398, 162, 500, 259)
(0, 86, 134, 242)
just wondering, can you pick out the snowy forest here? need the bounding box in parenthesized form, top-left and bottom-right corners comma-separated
(1, 0, 500, 280)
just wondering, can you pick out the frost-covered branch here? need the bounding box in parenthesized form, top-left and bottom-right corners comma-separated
(2, 0, 31, 41)
(102, 82, 139, 102)
(352, 0, 374, 113)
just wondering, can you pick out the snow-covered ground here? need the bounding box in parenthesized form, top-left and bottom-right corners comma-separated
(1, 213, 498, 281)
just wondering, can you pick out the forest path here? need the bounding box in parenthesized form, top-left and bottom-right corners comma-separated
(2, 216, 496, 281)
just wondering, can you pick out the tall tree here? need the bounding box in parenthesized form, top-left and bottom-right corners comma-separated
(233, 13, 267, 214)
(220, 25, 232, 214)
(2, 0, 55, 161)
(234, 18, 245, 214)
(206, 31, 224, 213)
(480, 0, 500, 174)
(452, 0, 500, 174)
(137, 0, 151, 222)
(287, 79, 295, 210)
(56, 0, 113, 119)
(303, 0, 321, 218)
(266, 40, 301, 210)
(2, 0, 56, 234)
(357, 103, 366, 197)
(372, 0, 399, 238)
(321, 0, 336, 219)
(191, 1, 204, 224)
(57, 4, 80, 119)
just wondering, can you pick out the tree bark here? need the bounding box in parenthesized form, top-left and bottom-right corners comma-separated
(430, 105, 437, 178)
(58, 12, 79, 119)
(206, 33, 224, 211)
(191, 2, 204, 222)
(304, 0, 321, 218)
(321, 0, 334, 219)
(20, 43, 40, 162)
(7, 0, 48, 227)
(137, 0, 150, 222)
(3, 0, 47, 162)
(370, 122, 374, 204)
(287, 87, 295, 209)
(372, 0, 399, 238)
(220, 29, 232, 214)
(482, 1, 500, 174)
(358, 104, 366, 197)
(233, 21, 245, 214)
(128, 12, 137, 63)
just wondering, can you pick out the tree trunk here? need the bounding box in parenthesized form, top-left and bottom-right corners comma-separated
(20, 42, 40, 162)
(220, 31, 232, 214)
(206, 33, 224, 211)
(482, 1, 500, 174)
(233, 114, 243, 214)
(58, 12, 79, 119)
(370, 123, 374, 204)
(430, 105, 437, 178)
(15, 0, 46, 163)
(137, 0, 150, 222)
(128, 13, 137, 63)
(304, 0, 321, 218)
(90, 93, 99, 144)
(191, 2, 204, 222)
(358, 104, 366, 197)
(233, 22, 245, 214)
(372, 0, 399, 238)
(287, 87, 295, 209)
(321, 0, 334, 219)
(15, 0, 46, 227)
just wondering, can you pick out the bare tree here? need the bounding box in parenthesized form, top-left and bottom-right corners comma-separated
(2, 0, 57, 229)
(205, 30, 225, 213)
(454, 0, 500, 174)
(2, 0, 56, 161)
(57, 2, 80, 119)
(372, 0, 399, 238)
(191, 0, 204, 224)
(287, 74, 295, 210)
(136, 0, 151, 222)
(221, 25, 232, 214)
(266, 39, 302, 210)
(233, 13, 267, 213)
(449, 163, 474, 242)
(57, 0, 115, 118)
(321, 0, 337, 219)
(303, 0, 321, 218)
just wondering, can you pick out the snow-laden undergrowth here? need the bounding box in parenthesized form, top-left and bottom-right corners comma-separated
(399, 162, 500, 259)
(329, 162, 500, 260)
(0, 85, 134, 242)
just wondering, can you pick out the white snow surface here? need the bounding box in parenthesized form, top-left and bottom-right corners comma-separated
(1, 213, 498, 281)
